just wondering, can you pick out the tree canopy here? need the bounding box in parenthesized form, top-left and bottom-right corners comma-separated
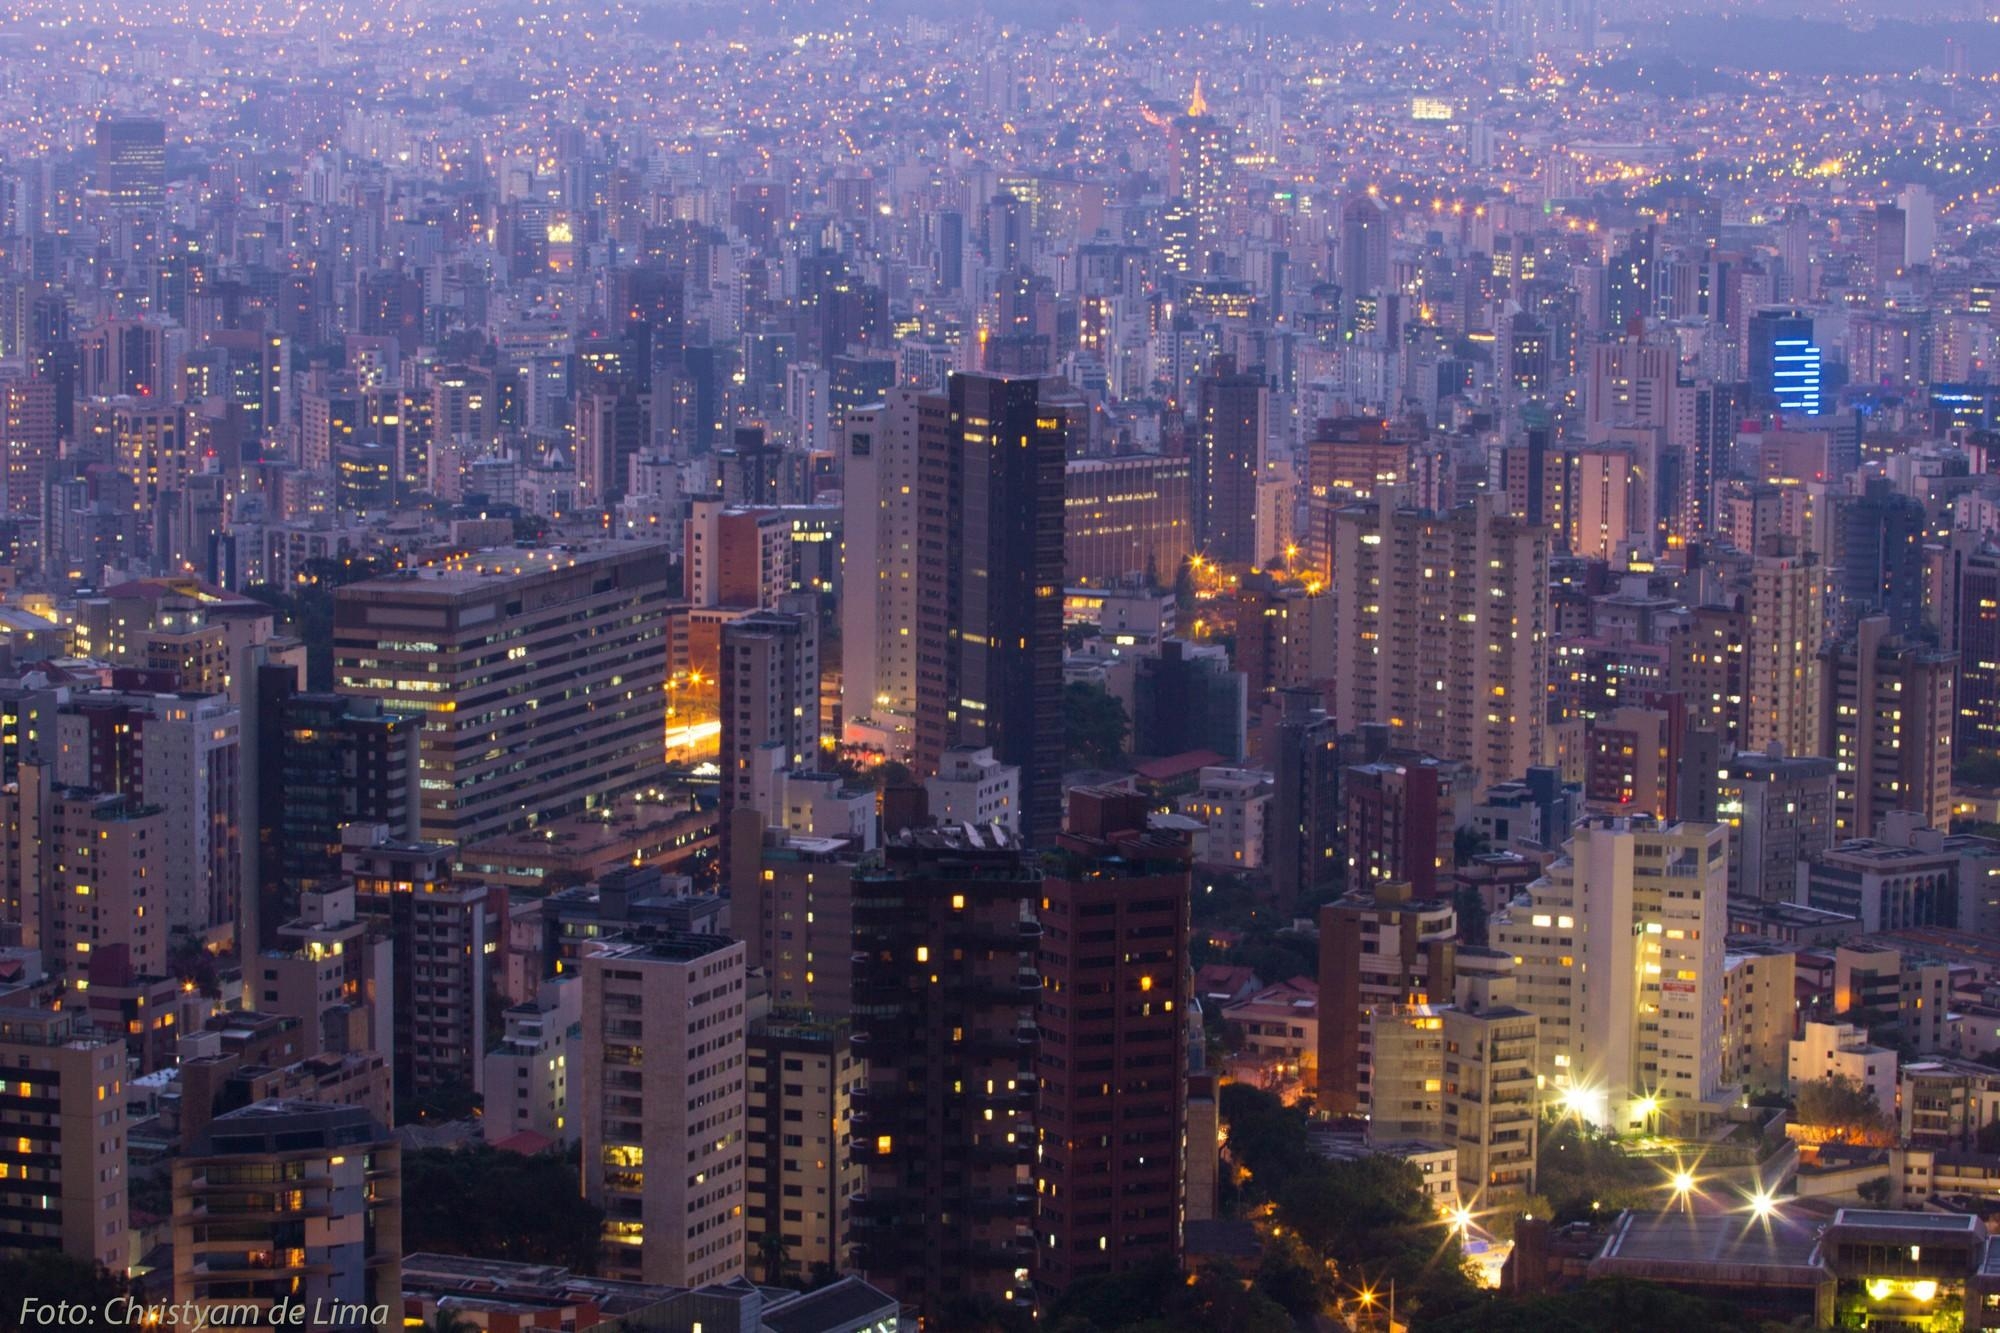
(1792, 1073, 1892, 1145)
(1063, 681, 1131, 770)
(402, 1145, 604, 1272)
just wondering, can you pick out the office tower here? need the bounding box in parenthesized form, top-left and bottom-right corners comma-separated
(172, 1101, 401, 1333)
(1343, 751, 1459, 900)
(1747, 306, 1823, 416)
(1821, 616, 1956, 839)
(242, 657, 420, 952)
(1668, 602, 1749, 746)
(745, 1012, 861, 1279)
(719, 598, 822, 831)
(54, 689, 241, 936)
(1191, 356, 1265, 566)
(684, 500, 794, 612)
(1034, 789, 1190, 1300)
(0, 1006, 127, 1271)
(1171, 83, 1229, 252)
(1268, 689, 1342, 914)
(332, 542, 669, 846)
(482, 975, 581, 1146)
(849, 826, 1039, 1314)
(1743, 541, 1825, 759)
(1495, 815, 1730, 1130)
(581, 930, 748, 1287)
(1680, 381, 1738, 543)
(1329, 493, 1549, 786)
(1062, 455, 1193, 588)
(1340, 193, 1389, 314)
(1316, 880, 1458, 1114)
(344, 832, 502, 1102)
(912, 373, 1066, 844)
(91, 117, 165, 208)
(1835, 478, 1927, 638)
(1929, 535, 2000, 757)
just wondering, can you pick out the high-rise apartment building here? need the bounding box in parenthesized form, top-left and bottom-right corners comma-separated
(172, 1101, 401, 1333)
(1317, 881, 1459, 1115)
(720, 597, 821, 832)
(1034, 789, 1190, 1300)
(0, 1006, 127, 1272)
(581, 930, 747, 1287)
(1717, 751, 1837, 903)
(839, 393, 935, 761)
(332, 542, 670, 845)
(1743, 541, 1825, 758)
(345, 831, 504, 1101)
(1820, 616, 1956, 839)
(745, 1011, 861, 1279)
(1328, 493, 1549, 785)
(1494, 815, 1731, 1131)
(848, 826, 1039, 1315)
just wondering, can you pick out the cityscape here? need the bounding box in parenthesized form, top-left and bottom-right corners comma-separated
(10, 0, 2000, 1329)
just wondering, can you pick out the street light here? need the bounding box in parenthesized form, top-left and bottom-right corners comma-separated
(1748, 1190, 1778, 1220)
(1671, 1170, 1695, 1196)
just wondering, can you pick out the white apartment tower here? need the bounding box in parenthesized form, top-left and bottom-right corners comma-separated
(1494, 814, 1731, 1131)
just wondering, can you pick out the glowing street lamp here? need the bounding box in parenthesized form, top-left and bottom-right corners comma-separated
(1671, 1170, 1695, 1196)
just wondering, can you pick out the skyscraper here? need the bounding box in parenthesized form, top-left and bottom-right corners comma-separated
(1034, 789, 1190, 1300)
(849, 826, 1039, 1315)
(1192, 355, 1265, 567)
(1340, 193, 1389, 318)
(1743, 541, 1825, 760)
(911, 373, 1066, 845)
(1747, 306, 1823, 416)
(91, 117, 166, 209)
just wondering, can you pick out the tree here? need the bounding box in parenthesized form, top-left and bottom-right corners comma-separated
(1256, 1232, 1338, 1319)
(1063, 681, 1130, 770)
(757, 1229, 795, 1285)
(1537, 1118, 1660, 1221)
(401, 1146, 605, 1272)
(0, 1253, 127, 1321)
(1453, 883, 1490, 948)
(422, 1312, 481, 1333)
(1453, 824, 1491, 865)
(1793, 1073, 1892, 1145)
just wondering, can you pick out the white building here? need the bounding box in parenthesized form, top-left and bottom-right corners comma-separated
(483, 974, 582, 1145)
(1494, 814, 1732, 1131)
(1790, 1020, 1898, 1124)
(1177, 766, 1272, 870)
(924, 745, 1020, 833)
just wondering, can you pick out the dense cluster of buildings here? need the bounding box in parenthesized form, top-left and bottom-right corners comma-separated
(7, 0, 2000, 1329)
